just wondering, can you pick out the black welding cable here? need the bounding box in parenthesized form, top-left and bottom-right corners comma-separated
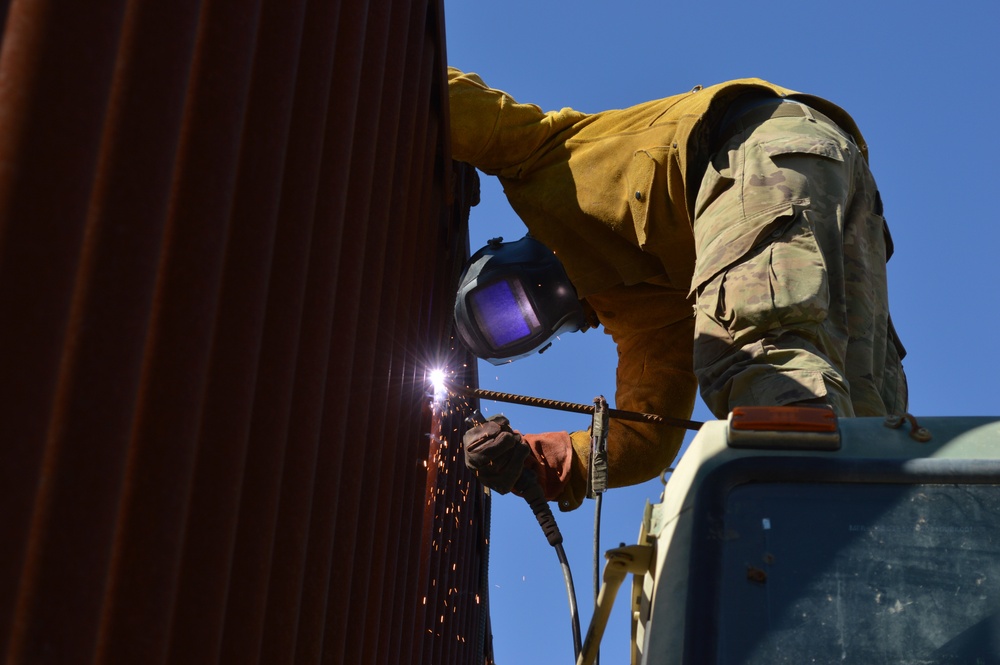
(556, 541, 583, 660)
(593, 492, 603, 603)
(592, 492, 603, 665)
(514, 469, 582, 660)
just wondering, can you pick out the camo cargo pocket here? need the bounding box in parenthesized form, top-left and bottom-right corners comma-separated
(691, 115, 847, 296)
(694, 215, 830, 367)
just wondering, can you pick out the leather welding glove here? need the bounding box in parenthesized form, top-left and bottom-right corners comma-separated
(462, 415, 531, 494)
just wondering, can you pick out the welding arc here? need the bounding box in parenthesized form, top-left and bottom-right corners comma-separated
(450, 385, 703, 431)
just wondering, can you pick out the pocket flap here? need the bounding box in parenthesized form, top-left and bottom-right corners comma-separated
(626, 148, 696, 290)
(690, 203, 797, 296)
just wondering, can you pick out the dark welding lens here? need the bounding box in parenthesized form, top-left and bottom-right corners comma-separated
(469, 278, 541, 348)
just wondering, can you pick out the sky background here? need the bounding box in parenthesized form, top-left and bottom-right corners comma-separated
(441, 2, 999, 663)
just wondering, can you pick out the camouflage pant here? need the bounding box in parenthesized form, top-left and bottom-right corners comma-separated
(691, 103, 908, 418)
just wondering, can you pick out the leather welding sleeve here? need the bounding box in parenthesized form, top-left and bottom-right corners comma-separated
(447, 67, 586, 175)
(522, 282, 699, 511)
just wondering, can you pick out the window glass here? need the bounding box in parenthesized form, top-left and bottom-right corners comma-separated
(717, 483, 1000, 664)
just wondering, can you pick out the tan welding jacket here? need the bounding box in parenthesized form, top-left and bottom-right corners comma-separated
(448, 68, 867, 510)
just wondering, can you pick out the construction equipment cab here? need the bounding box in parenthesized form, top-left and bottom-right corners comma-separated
(628, 408, 1000, 664)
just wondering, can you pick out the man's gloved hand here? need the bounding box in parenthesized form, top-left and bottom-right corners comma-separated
(462, 414, 531, 494)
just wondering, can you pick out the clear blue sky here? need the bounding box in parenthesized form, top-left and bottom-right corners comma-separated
(442, 1, 1000, 662)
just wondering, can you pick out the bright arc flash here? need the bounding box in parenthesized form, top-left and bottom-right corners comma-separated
(429, 368, 448, 404)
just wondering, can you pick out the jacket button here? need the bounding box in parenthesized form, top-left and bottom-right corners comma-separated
(635, 191, 642, 201)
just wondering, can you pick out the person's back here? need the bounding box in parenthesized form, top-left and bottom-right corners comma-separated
(449, 67, 907, 510)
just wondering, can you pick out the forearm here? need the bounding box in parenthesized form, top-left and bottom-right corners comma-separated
(571, 283, 698, 503)
(447, 66, 584, 174)
(521, 362, 696, 512)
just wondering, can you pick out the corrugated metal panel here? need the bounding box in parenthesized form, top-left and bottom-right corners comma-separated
(0, 0, 491, 663)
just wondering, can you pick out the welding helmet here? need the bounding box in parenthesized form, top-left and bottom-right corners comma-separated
(454, 235, 587, 365)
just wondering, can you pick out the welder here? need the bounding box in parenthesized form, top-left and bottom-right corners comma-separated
(450, 68, 908, 511)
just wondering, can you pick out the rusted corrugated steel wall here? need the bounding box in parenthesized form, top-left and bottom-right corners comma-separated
(0, 0, 491, 663)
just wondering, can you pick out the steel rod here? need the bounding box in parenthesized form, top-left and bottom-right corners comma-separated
(449, 385, 703, 431)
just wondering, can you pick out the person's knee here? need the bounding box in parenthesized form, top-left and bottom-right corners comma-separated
(696, 342, 853, 418)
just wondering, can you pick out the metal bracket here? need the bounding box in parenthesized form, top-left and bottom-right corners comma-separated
(576, 544, 654, 665)
(884, 412, 932, 442)
(587, 396, 609, 499)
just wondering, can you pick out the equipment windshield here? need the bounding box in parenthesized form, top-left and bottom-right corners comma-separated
(715, 482, 1000, 664)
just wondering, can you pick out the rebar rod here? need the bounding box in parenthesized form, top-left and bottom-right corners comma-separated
(449, 385, 703, 431)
